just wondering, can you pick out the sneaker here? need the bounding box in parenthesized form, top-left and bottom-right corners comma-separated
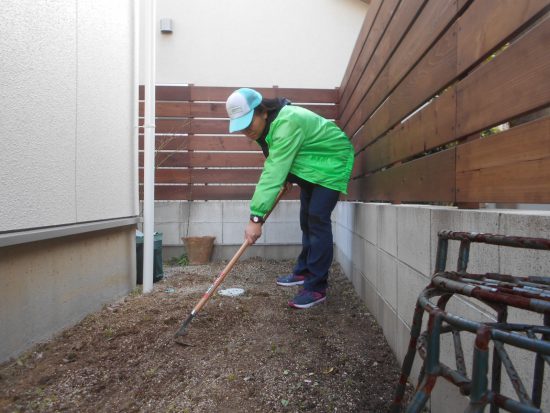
(276, 273, 310, 286)
(288, 290, 326, 309)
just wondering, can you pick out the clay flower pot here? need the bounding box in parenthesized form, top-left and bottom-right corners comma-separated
(182, 236, 215, 265)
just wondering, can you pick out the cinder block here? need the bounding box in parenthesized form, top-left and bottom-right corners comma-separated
(153, 201, 182, 223)
(351, 232, 364, 273)
(222, 222, 249, 244)
(189, 201, 222, 222)
(361, 203, 380, 244)
(154, 222, 184, 246)
(337, 246, 353, 279)
(350, 264, 362, 289)
(267, 200, 300, 222)
(498, 211, 550, 278)
(378, 205, 397, 256)
(396, 262, 430, 328)
(397, 206, 431, 276)
(337, 201, 354, 231)
(187, 222, 222, 242)
(336, 222, 353, 262)
(379, 297, 398, 353)
(264, 222, 302, 244)
(361, 277, 378, 319)
(363, 242, 378, 288)
(430, 208, 500, 275)
(377, 250, 397, 310)
(222, 201, 249, 222)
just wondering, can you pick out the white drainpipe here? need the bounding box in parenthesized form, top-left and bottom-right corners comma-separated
(133, 0, 140, 220)
(142, 0, 156, 293)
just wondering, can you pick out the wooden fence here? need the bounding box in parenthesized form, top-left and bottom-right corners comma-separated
(140, 0, 549, 205)
(138, 86, 338, 200)
(340, 0, 550, 205)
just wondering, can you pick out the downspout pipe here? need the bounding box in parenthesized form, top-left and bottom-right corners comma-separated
(143, 0, 156, 293)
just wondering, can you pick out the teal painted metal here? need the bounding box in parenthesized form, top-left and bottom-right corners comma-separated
(391, 231, 550, 413)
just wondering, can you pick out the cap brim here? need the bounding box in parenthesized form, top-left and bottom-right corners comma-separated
(229, 110, 254, 133)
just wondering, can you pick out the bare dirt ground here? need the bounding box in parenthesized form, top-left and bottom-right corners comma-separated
(0, 259, 409, 413)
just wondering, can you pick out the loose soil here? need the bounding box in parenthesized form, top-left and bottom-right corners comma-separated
(0, 259, 410, 413)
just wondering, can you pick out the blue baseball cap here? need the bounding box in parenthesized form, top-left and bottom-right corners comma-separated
(225, 88, 262, 133)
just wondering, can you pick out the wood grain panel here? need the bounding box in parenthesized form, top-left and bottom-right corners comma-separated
(339, 0, 383, 96)
(355, 85, 457, 173)
(138, 135, 259, 151)
(457, 15, 550, 137)
(138, 168, 262, 184)
(456, 158, 550, 203)
(352, 22, 458, 150)
(457, 0, 550, 73)
(457, 116, 550, 172)
(339, 0, 426, 128)
(456, 116, 550, 203)
(139, 102, 337, 119)
(339, 0, 400, 116)
(149, 185, 300, 201)
(140, 118, 229, 134)
(139, 152, 264, 168)
(343, 0, 459, 138)
(139, 86, 337, 104)
(189, 86, 337, 104)
(358, 148, 456, 202)
(138, 85, 191, 101)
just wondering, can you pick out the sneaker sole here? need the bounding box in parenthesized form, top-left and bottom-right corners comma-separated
(276, 280, 305, 286)
(288, 296, 326, 309)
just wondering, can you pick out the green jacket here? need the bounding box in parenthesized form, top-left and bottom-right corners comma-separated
(250, 105, 354, 217)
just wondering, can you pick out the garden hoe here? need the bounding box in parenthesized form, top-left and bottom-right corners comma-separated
(174, 186, 288, 344)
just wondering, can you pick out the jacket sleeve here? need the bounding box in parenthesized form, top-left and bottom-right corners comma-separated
(249, 118, 304, 217)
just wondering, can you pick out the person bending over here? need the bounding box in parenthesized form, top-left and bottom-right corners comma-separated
(225, 88, 354, 309)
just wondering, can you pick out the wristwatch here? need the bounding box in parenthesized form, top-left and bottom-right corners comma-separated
(250, 215, 264, 224)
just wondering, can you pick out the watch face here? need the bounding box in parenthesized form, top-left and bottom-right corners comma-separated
(253, 216, 260, 223)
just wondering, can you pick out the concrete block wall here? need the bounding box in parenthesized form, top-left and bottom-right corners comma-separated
(332, 202, 550, 412)
(142, 200, 303, 261)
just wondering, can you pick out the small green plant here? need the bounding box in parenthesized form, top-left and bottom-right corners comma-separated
(177, 253, 189, 266)
(129, 286, 142, 297)
(167, 253, 188, 267)
(103, 326, 115, 340)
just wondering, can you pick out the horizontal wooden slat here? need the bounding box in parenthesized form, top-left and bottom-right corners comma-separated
(456, 159, 550, 203)
(343, 0, 459, 137)
(457, 0, 550, 74)
(457, 116, 550, 172)
(352, 148, 456, 202)
(148, 185, 300, 201)
(139, 152, 264, 168)
(139, 168, 262, 184)
(339, 0, 426, 128)
(456, 14, 550, 137)
(139, 85, 338, 104)
(339, 0, 400, 118)
(138, 85, 190, 101)
(456, 116, 550, 203)
(188, 86, 338, 104)
(139, 135, 259, 151)
(354, 85, 456, 174)
(139, 102, 337, 119)
(138, 118, 229, 134)
(353, 22, 458, 150)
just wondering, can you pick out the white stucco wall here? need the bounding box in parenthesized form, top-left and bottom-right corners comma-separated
(0, 0, 137, 232)
(141, 0, 368, 88)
